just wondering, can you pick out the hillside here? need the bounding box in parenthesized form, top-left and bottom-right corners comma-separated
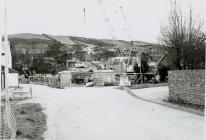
(9, 33, 157, 54)
(8, 33, 164, 73)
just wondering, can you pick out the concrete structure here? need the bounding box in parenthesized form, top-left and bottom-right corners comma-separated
(8, 68, 19, 87)
(119, 74, 131, 87)
(59, 70, 72, 87)
(93, 70, 116, 86)
(168, 70, 205, 106)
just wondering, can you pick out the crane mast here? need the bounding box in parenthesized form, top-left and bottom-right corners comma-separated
(119, 6, 134, 42)
(119, 6, 141, 57)
(97, 0, 123, 57)
(119, 6, 143, 84)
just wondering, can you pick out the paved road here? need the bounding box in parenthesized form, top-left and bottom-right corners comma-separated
(31, 85, 204, 140)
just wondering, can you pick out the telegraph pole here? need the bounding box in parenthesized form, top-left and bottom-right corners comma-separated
(0, 0, 3, 111)
(3, 0, 10, 100)
(83, 8, 86, 25)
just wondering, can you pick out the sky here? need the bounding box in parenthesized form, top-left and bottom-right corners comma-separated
(1, 0, 206, 43)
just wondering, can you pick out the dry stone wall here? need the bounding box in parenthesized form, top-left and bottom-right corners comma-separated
(168, 70, 205, 106)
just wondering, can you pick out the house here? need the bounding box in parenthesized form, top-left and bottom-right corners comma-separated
(58, 70, 72, 87)
(1, 37, 14, 92)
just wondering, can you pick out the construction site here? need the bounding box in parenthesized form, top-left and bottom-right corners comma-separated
(16, 1, 168, 88)
(0, 0, 205, 140)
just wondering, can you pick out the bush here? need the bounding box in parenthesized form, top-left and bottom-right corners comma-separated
(158, 65, 169, 82)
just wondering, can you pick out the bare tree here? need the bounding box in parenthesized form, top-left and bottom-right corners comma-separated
(160, 1, 206, 70)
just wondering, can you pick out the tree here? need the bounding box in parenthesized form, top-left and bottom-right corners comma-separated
(140, 52, 149, 73)
(160, 1, 205, 70)
(46, 41, 62, 57)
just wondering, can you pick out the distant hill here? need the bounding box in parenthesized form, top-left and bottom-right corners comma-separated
(9, 33, 157, 53)
(8, 33, 164, 73)
(9, 33, 50, 40)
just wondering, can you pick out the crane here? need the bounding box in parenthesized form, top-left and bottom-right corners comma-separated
(97, 1, 134, 86)
(118, 6, 143, 84)
(97, 0, 123, 57)
(119, 6, 143, 57)
(119, 6, 170, 83)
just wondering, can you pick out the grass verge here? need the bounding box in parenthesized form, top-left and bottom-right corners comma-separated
(167, 97, 204, 112)
(130, 82, 168, 89)
(14, 103, 47, 140)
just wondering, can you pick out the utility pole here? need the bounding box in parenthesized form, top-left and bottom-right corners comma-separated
(3, 0, 11, 100)
(83, 8, 86, 25)
(0, 0, 2, 112)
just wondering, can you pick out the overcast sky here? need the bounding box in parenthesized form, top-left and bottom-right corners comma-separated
(2, 0, 206, 43)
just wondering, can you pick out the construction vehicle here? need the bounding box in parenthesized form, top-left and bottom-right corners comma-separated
(119, 6, 169, 82)
(98, 2, 169, 85)
(118, 6, 145, 84)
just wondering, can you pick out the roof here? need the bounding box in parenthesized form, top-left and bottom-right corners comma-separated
(9, 68, 18, 73)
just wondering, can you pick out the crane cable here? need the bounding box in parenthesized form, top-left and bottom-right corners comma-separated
(97, 0, 123, 57)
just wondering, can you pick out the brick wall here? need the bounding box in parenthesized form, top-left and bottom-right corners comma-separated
(168, 70, 205, 106)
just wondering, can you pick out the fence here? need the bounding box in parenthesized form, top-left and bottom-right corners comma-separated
(0, 99, 17, 139)
(28, 76, 61, 88)
(19, 72, 157, 88)
(1, 78, 34, 139)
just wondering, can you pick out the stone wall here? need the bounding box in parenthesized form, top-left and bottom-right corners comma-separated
(168, 70, 205, 106)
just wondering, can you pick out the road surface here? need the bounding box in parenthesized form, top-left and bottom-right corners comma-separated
(30, 85, 204, 140)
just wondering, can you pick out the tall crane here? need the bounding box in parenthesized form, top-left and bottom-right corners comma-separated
(119, 6, 141, 57)
(97, 0, 123, 57)
(118, 6, 143, 84)
(97, 1, 136, 86)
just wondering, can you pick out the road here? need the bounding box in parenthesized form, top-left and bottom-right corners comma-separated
(30, 85, 204, 140)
